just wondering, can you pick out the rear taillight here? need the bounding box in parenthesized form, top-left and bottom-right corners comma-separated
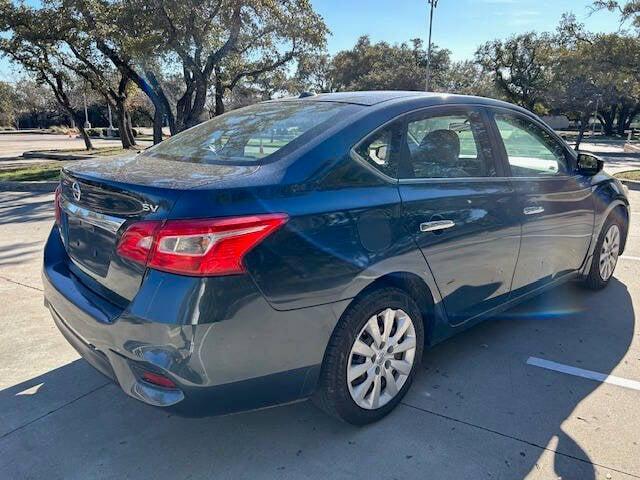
(116, 214, 288, 276)
(54, 186, 61, 225)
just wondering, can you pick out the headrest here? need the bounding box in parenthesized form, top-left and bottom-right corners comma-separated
(418, 129, 461, 162)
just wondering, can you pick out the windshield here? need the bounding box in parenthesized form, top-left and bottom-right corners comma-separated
(142, 101, 360, 165)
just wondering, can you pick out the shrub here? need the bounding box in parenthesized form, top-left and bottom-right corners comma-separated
(48, 125, 78, 135)
(86, 128, 103, 137)
(100, 128, 138, 138)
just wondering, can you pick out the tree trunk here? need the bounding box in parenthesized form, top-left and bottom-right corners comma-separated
(153, 107, 164, 144)
(617, 104, 630, 136)
(145, 69, 176, 135)
(575, 112, 590, 150)
(599, 106, 617, 136)
(185, 77, 209, 128)
(215, 73, 225, 116)
(77, 123, 93, 150)
(125, 112, 136, 146)
(625, 104, 640, 131)
(42, 74, 93, 150)
(116, 105, 132, 149)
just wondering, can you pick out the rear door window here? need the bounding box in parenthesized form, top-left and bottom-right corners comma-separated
(403, 110, 497, 179)
(354, 122, 404, 178)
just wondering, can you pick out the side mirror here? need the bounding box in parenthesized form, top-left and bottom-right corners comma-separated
(576, 152, 604, 176)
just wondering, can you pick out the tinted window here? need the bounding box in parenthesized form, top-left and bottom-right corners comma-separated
(354, 122, 403, 178)
(403, 111, 497, 179)
(495, 112, 568, 176)
(142, 101, 359, 164)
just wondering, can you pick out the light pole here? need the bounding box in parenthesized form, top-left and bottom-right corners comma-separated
(591, 96, 600, 137)
(107, 103, 115, 137)
(425, 0, 439, 92)
(83, 90, 91, 129)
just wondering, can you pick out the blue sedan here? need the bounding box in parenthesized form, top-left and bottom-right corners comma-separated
(43, 91, 630, 424)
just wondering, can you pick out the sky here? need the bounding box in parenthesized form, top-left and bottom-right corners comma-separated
(311, 0, 625, 60)
(0, 0, 626, 82)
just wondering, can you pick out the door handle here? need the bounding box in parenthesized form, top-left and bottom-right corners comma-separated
(420, 220, 455, 233)
(523, 206, 545, 215)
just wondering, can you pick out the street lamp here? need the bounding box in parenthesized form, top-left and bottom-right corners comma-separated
(83, 90, 91, 129)
(425, 0, 439, 92)
(591, 96, 600, 138)
(107, 103, 115, 137)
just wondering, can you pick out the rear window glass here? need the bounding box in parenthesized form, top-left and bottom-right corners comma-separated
(141, 101, 359, 164)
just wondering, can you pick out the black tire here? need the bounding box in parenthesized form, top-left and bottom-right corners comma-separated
(313, 287, 424, 425)
(582, 214, 624, 290)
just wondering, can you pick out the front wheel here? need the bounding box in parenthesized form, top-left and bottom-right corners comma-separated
(583, 216, 623, 290)
(313, 287, 424, 425)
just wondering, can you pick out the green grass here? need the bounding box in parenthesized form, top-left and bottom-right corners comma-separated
(615, 170, 640, 181)
(0, 164, 62, 181)
(30, 146, 143, 157)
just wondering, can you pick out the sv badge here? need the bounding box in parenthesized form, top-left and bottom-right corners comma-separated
(142, 203, 159, 213)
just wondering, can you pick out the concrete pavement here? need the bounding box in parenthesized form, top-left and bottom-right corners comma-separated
(0, 189, 639, 479)
(0, 134, 152, 167)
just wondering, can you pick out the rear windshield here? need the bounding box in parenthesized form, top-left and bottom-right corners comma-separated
(141, 101, 360, 165)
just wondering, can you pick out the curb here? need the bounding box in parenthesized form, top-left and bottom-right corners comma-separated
(0, 181, 58, 192)
(623, 144, 640, 154)
(616, 178, 640, 191)
(22, 151, 93, 161)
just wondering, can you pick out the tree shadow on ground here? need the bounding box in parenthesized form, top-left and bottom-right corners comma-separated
(0, 192, 53, 225)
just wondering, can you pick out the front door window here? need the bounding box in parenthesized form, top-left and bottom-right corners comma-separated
(494, 113, 569, 177)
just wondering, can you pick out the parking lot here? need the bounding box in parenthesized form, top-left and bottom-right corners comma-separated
(0, 184, 639, 479)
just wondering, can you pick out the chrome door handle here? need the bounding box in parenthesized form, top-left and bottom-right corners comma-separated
(523, 206, 545, 215)
(420, 220, 455, 232)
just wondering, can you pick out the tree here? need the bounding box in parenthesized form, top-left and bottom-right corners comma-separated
(1, 1, 144, 148)
(52, 0, 178, 144)
(0, 81, 18, 126)
(546, 43, 606, 148)
(118, 0, 328, 127)
(292, 53, 334, 93)
(439, 60, 501, 98)
(330, 36, 450, 92)
(0, 1, 94, 148)
(475, 32, 554, 112)
(594, 1, 640, 29)
(557, 15, 640, 137)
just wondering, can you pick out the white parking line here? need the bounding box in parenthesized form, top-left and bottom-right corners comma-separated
(621, 255, 640, 262)
(526, 357, 640, 391)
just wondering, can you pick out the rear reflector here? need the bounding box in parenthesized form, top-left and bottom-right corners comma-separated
(141, 371, 177, 389)
(116, 214, 288, 276)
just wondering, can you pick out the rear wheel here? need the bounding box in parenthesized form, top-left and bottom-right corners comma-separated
(583, 216, 623, 290)
(313, 287, 424, 425)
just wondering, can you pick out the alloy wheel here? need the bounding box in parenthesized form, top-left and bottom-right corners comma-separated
(346, 308, 417, 410)
(599, 224, 620, 281)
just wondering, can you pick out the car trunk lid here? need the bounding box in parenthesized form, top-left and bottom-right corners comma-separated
(58, 168, 184, 303)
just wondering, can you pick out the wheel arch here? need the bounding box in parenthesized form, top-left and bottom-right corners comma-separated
(611, 203, 630, 253)
(337, 271, 441, 346)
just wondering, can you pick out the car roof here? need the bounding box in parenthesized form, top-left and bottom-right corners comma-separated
(309, 91, 437, 106)
(289, 90, 526, 112)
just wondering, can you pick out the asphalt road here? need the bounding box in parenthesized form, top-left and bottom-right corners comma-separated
(0, 187, 639, 479)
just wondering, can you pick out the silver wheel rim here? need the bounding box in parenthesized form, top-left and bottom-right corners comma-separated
(599, 224, 620, 281)
(347, 308, 417, 410)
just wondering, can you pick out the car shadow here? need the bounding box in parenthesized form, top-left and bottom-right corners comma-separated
(405, 277, 635, 479)
(0, 278, 635, 479)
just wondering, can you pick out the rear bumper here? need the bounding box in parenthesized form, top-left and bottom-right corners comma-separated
(42, 226, 348, 415)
